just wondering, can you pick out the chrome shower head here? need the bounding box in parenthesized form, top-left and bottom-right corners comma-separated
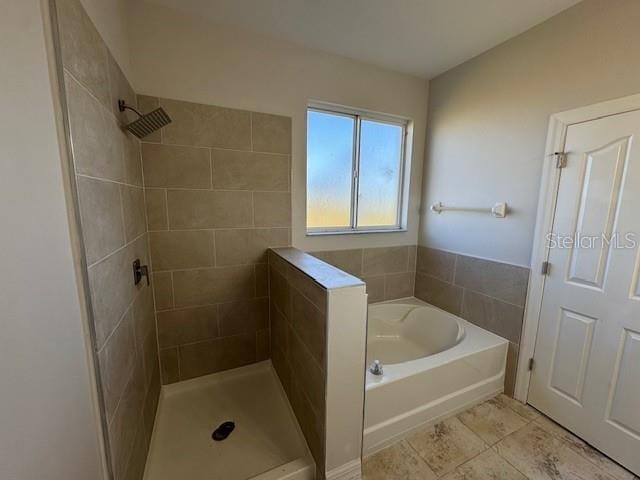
(118, 99, 172, 139)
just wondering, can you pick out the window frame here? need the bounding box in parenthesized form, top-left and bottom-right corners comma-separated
(306, 103, 410, 235)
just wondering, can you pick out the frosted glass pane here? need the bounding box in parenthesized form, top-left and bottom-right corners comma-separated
(357, 120, 403, 227)
(307, 110, 354, 228)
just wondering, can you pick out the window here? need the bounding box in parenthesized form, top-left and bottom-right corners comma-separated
(306, 106, 409, 234)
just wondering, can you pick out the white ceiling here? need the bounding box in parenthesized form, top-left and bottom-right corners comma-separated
(143, 0, 582, 79)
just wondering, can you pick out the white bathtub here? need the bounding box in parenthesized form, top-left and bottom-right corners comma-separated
(363, 298, 508, 456)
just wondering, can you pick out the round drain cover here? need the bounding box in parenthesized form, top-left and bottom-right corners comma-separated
(212, 421, 235, 441)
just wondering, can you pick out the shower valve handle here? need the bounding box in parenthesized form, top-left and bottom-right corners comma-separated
(133, 259, 150, 286)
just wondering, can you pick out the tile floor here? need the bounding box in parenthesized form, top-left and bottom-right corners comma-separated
(363, 395, 638, 480)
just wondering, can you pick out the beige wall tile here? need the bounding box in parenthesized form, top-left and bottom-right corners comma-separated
(107, 51, 136, 125)
(142, 367, 160, 439)
(461, 290, 524, 344)
(149, 230, 214, 271)
(288, 331, 325, 414)
(454, 256, 529, 307)
(142, 143, 211, 188)
(88, 240, 148, 349)
(212, 149, 289, 191)
(288, 268, 327, 314)
(98, 309, 136, 423)
(417, 246, 457, 282)
(255, 264, 269, 297)
(385, 271, 415, 300)
(140, 331, 159, 393)
(256, 329, 270, 361)
(270, 268, 292, 320)
(137, 96, 161, 143)
(178, 333, 256, 379)
(218, 298, 268, 337)
(504, 342, 519, 397)
(159, 347, 179, 384)
(108, 365, 145, 480)
(270, 302, 289, 354)
(290, 289, 326, 365)
(167, 189, 252, 229)
(152, 271, 174, 311)
(363, 246, 410, 275)
(289, 378, 324, 467)
(363, 275, 385, 303)
(408, 245, 417, 272)
(123, 134, 143, 186)
(65, 72, 124, 182)
(123, 427, 148, 480)
(145, 188, 168, 231)
(121, 186, 146, 242)
(253, 192, 291, 227)
(56, 0, 111, 109)
(76, 176, 125, 265)
(311, 249, 363, 277)
(157, 306, 218, 348)
(132, 287, 155, 352)
(251, 112, 292, 154)
(172, 265, 255, 307)
(160, 98, 251, 150)
(415, 273, 463, 315)
(215, 228, 289, 266)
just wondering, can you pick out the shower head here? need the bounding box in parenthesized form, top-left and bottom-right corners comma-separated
(118, 99, 172, 139)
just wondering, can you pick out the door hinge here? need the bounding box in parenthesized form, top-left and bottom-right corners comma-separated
(541, 261, 551, 275)
(528, 358, 535, 371)
(554, 152, 567, 168)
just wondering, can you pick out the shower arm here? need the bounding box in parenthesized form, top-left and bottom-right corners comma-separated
(118, 99, 144, 118)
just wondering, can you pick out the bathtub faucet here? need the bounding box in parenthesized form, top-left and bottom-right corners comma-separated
(369, 360, 383, 376)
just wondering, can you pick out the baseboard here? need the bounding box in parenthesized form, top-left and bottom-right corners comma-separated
(325, 459, 361, 480)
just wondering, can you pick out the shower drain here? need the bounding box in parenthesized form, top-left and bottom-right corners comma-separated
(212, 421, 235, 441)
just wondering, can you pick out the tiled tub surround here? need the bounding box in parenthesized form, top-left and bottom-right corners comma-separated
(138, 95, 292, 384)
(54, 1, 160, 479)
(311, 245, 417, 303)
(414, 246, 530, 396)
(269, 248, 368, 479)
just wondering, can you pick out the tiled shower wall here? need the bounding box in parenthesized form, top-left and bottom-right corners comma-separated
(55, 1, 160, 479)
(310, 245, 417, 302)
(138, 96, 292, 383)
(415, 246, 530, 395)
(269, 250, 328, 475)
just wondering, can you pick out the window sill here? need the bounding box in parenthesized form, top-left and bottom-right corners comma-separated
(306, 228, 408, 237)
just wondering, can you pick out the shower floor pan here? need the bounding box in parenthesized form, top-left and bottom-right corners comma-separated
(144, 361, 314, 480)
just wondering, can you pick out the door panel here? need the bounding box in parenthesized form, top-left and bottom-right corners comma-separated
(549, 309, 596, 404)
(529, 108, 640, 475)
(567, 137, 629, 288)
(607, 329, 640, 438)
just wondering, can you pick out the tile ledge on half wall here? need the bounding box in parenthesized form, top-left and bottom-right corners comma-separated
(270, 247, 364, 290)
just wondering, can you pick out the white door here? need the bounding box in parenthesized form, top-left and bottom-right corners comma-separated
(529, 108, 640, 475)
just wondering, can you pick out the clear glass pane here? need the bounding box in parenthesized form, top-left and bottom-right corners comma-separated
(357, 119, 403, 227)
(307, 110, 355, 228)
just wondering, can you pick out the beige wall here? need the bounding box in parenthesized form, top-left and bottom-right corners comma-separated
(128, 1, 428, 253)
(0, 1, 105, 479)
(421, 0, 640, 267)
(79, 0, 133, 80)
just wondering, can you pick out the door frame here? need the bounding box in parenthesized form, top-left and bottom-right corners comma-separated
(515, 92, 640, 402)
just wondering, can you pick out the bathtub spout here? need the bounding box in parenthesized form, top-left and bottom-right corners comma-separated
(369, 360, 383, 376)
